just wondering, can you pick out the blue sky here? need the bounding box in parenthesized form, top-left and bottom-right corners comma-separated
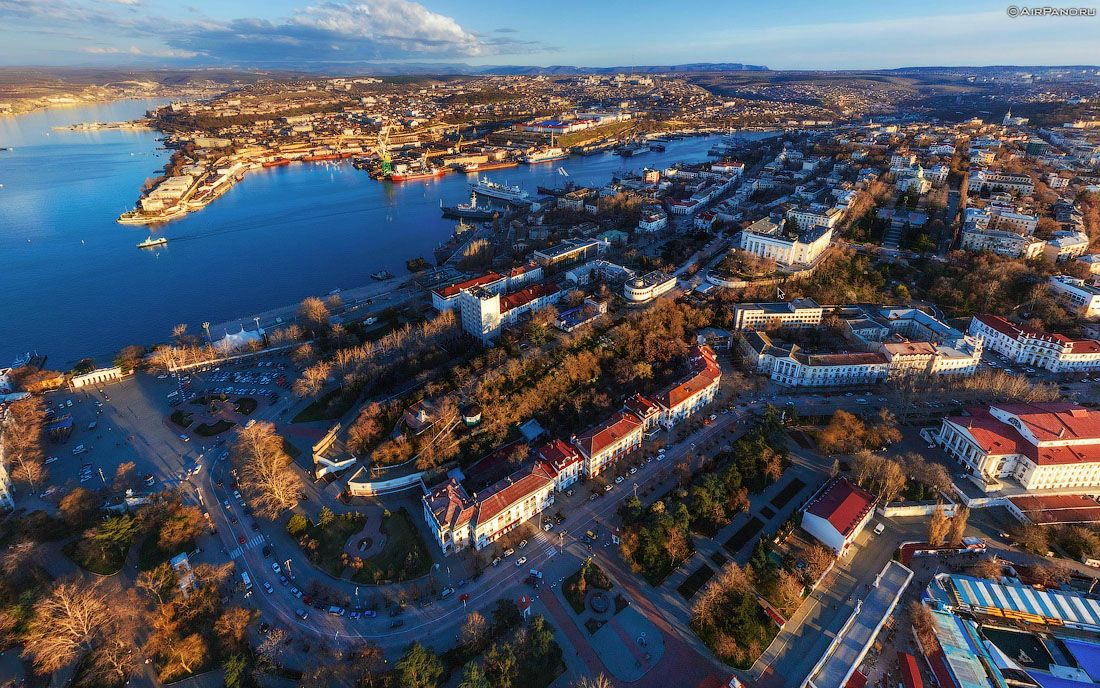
(0, 0, 1096, 70)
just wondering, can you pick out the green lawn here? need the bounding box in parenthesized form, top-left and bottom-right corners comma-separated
(301, 513, 366, 577)
(351, 508, 433, 584)
(292, 388, 358, 423)
(563, 561, 614, 613)
(63, 539, 127, 575)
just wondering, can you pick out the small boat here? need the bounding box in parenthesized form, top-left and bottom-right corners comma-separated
(406, 257, 430, 273)
(371, 270, 394, 281)
(441, 193, 499, 220)
(137, 236, 167, 249)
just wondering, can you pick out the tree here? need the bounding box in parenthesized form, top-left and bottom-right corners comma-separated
(484, 642, 518, 688)
(318, 506, 335, 528)
(347, 402, 384, 455)
(3, 396, 47, 489)
(136, 563, 178, 606)
(21, 580, 118, 675)
(159, 504, 206, 552)
(113, 461, 141, 493)
(802, 544, 835, 583)
(223, 654, 248, 688)
(909, 601, 938, 652)
(59, 487, 100, 527)
(114, 345, 145, 373)
(161, 632, 207, 681)
(93, 514, 140, 555)
(298, 296, 331, 334)
(817, 410, 866, 455)
(1013, 524, 1050, 555)
(772, 570, 805, 615)
(460, 611, 489, 651)
(968, 557, 1003, 580)
(878, 459, 907, 504)
(927, 503, 950, 547)
(213, 607, 255, 654)
(574, 676, 614, 688)
(287, 513, 310, 537)
(232, 421, 301, 519)
(395, 643, 443, 688)
(1031, 561, 1072, 587)
(459, 663, 492, 688)
(947, 506, 970, 546)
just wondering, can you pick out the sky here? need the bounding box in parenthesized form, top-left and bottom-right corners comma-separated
(0, 0, 1097, 71)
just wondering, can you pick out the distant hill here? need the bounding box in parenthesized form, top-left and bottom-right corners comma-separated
(477, 63, 769, 75)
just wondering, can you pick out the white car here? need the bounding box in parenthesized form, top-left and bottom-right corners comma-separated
(614, 475, 625, 484)
(515, 556, 528, 567)
(263, 581, 274, 594)
(543, 522, 555, 531)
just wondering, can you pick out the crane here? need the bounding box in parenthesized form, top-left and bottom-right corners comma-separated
(376, 124, 392, 176)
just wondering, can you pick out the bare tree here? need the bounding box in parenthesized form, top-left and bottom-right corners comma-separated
(3, 396, 47, 489)
(136, 563, 178, 606)
(460, 611, 489, 651)
(232, 422, 301, 519)
(21, 580, 118, 675)
(298, 297, 332, 334)
(947, 506, 970, 546)
(927, 503, 951, 547)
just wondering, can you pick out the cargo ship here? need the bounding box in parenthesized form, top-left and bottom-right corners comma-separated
(137, 236, 167, 249)
(522, 147, 568, 164)
(262, 158, 291, 168)
(461, 160, 519, 173)
(471, 178, 529, 204)
(441, 193, 499, 220)
(389, 166, 445, 182)
(303, 152, 342, 162)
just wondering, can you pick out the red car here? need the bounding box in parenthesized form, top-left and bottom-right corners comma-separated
(238, 534, 246, 544)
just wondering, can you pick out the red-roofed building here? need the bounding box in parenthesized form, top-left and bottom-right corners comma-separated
(622, 393, 661, 433)
(936, 402, 1100, 491)
(652, 345, 722, 428)
(898, 652, 924, 688)
(431, 272, 506, 312)
(573, 411, 643, 477)
(968, 315, 1100, 373)
(457, 281, 563, 343)
(536, 439, 583, 491)
(801, 477, 877, 554)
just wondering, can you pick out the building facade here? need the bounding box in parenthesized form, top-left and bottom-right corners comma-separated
(968, 315, 1100, 372)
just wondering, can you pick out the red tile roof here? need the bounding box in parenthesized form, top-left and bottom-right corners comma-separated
(622, 393, 660, 422)
(500, 281, 560, 313)
(425, 478, 476, 530)
(573, 411, 642, 458)
(653, 345, 721, 411)
(947, 403, 1100, 466)
(805, 477, 876, 538)
(432, 272, 504, 299)
(475, 462, 556, 524)
(973, 314, 1100, 352)
(535, 439, 582, 471)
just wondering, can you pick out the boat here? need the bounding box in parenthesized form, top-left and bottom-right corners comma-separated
(615, 141, 647, 157)
(137, 236, 167, 249)
(389, 166, 445, 182)
(302, 153, 341, 162)
(262, 158, 291, 168)
(406, 257, 430, 273)
(649, 143, 666, 152)
(522, 147, 568, 164)
(371, 270, 394, 281)
(471, 178, 529, 204)
(460, 160, 518, 173)
(441, 193, 499, 220)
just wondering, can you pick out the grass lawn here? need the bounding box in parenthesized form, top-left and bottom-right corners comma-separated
(194, 419, 236, 436)
(63, 539, 127, 575)
(137, 530, 195, 571)
(234, 397, 258, 415)
(292, 388, 358, 423)
(351, 508, 433, 584)
(563, 561, 615, 613)
(676, 563, 715, 600)
(302, 513, 366, 577)
(169, 410, 193, 428)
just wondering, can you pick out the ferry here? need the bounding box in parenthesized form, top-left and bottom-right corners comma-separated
(471, 178, 529, 204)
(371, 270, 394, 281)
(137, 236, 167, 249)
(522, 147, 568, 164)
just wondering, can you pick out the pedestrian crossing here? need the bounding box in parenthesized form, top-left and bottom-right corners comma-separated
(229, 534, 265, 559)
(544, 545, 557, 559)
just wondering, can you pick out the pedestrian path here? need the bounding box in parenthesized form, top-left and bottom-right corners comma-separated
(229, 534, 265, 559)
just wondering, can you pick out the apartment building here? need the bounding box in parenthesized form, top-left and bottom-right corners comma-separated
(967, 170, 1035, 195)
(624, 271, 677, 303)
(431, 271, 506, 312)
(959, 226, 1045, 259)
(968, 315, 1100, 372)
(458, 282, 564, 343)
(730, 298, 825, 331)
(1049, 276, 1100, 319)
(572, 412, 643, 478)
(651, 345, 721, 428)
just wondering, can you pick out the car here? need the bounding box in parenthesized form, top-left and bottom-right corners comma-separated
(263, 581, 274, 594)
(614, 475, 625, 484)
(279, 575, 289, 586)
(604, 483, 614, 492)
(519, 539, 528, 548)
(492, 557, 501, 567)
(271, 562, 281, 574)
(295, 608, 309, 620)
(439, 587, 455, 599)
(873, 523, 886, 535)
(179, 434, 190, 442)
(44, 456, 59, 465)
(349, 611, 362, 620)
(645, 456, 653, 463)
(223, 499, 232, 510)
(290, 586, 302, 598)
(238, 534, 246, 544)
(72, 444, 87, 455)
(628, 467, 638, 475)
(656, 454, 666, 462)
(515, 556, 528, 567)
(543, 522, 554, 531)
(503, 548, 515, 557)
(565, 489, 575, 497)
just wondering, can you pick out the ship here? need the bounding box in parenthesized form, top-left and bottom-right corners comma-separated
(615, 141, 647, 157)
(371, 270, 394, 281)
(649, 143, 667, 152)
(389, 166, 445, 182)
(302, 152, 342, 162)
(471, 178, 529, 204)
(522, 147, 568, 164)
(262, 158, 291, 168)
(460, 160, 518, 173)
(406, 257, 430, 273)
(137, 236, 167, 249)
(441, 193, 500, 220)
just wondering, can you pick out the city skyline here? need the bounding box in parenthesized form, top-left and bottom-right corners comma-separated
(0, 0, 1097, 71)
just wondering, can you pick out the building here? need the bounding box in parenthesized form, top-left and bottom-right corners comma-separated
(423, 461, 558, 554)
(801, 477, 877, 555)
(504, 263, 543, 290)
(459, 282, 563, 342)
(535, 439, 583, 492)
(432, 272, 506, 312)
(967, 169, 1034, 195)
(738, 217, 833, 268)
(968, 315, 1100, 373)
(959, 226, 1045, 259)
(1045, 231, 1091, 263)
(786, 206, 842, 232)
(0, 432, 13, 511)
(572, 411, 643, 477)
(532, 239, 603, 270)
(624, 271, 677, 303)
(935, 402, 1100, 491)
(1077, 254, 1100, 276)
(731, 299, 825, 331)
(651, 345, 721, 428)
(1049, 275, 1100, 319)
(741, 332, 891, 387)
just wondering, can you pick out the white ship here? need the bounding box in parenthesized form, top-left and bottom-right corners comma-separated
(521, 147, 568, 164)
(471, 178, 530, 204)
(137, 236, 168, 249)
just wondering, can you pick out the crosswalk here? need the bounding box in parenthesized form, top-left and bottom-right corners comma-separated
(229, 534, 265, 559)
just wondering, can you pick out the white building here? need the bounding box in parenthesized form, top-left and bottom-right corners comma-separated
(1045, 231, 1091, 263)
(801, 477, 877, 555)
(624, 271, 676, 303)
(936, 402, 1100, 491)
(968, 170, 1035, 195)
(431, 272, 506, 312)
(652, 345, 721, 428)
(1049, 275, 1100, 319)
(786, 207, 842, 232)
(741, 333, 891, 387)
(738, 218, 833, 268)
(572, 411, 643, 478)
(730, 299, 824, 331)
(969, 315, 1100, 372)
(960, 226, 1045, 260)
(458, 282, 564, 342)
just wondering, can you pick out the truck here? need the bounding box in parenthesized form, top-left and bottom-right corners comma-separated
(241, 572, 253, 593)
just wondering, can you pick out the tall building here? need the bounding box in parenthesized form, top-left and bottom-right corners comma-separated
(0, 432, 14, 511)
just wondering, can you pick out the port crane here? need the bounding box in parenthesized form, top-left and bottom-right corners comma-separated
(376, 124, 393, 176)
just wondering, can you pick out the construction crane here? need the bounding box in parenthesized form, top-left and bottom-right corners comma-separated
(376, 124, 392, 176)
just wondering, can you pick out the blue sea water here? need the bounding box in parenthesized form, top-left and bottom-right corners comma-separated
(0, 100, 759, 367)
